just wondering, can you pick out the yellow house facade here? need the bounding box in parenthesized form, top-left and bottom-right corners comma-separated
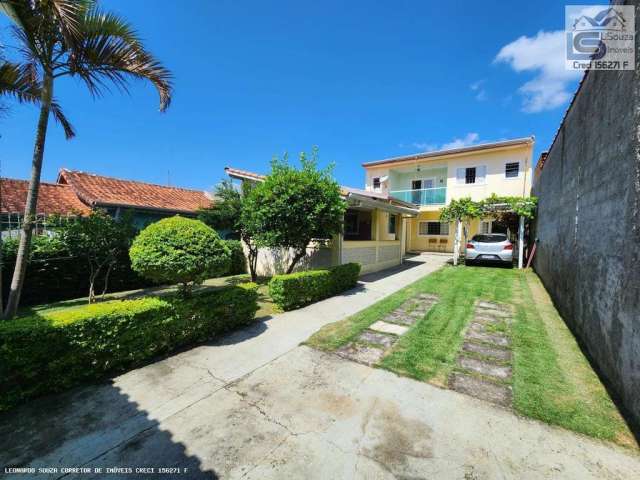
(361, 137, 534, 254)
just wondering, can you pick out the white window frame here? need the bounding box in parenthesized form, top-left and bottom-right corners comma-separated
(455, 165, 487, 186)
(418, 221, 450, 237)
(479, 220, 492, 234)
(504, 161, 521, 180)
(372, 177, 381, 191)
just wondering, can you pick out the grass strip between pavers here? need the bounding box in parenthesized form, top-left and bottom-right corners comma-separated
(306, 264, 637, 449)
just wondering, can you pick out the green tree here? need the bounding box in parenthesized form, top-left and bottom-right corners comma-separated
(0, 0, 172, 318)
(440, 197, 482, 266)
(198, 180, 242, 239)
(243, 148, 345, 274)
(129, 217, 231, 298)
(58, 209, 136, 303)
(199, 180, 260, 281)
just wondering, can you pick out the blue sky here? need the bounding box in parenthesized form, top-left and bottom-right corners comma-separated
(1, 0, 594, 191)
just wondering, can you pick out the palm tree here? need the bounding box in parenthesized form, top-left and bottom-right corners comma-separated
(0, 59, 72, 314)
(0, 0, 172, 318)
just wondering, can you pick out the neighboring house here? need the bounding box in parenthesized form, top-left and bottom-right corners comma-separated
(57, 169, 212, 227)
(1, 169, 212, 234)
(225, 167, 419, 275)
(363, 137, 534, 253)
(0, 179, 92, 238)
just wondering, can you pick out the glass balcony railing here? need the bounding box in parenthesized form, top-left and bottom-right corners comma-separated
(389, 187, 447, 205)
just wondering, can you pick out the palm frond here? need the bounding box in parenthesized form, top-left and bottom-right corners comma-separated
(0, 60, 40, 104)
(0, 60, 75, 138)
(49, 0, 87, 48)
(50, 99, 76, 138)
(70, 7, 172, 111)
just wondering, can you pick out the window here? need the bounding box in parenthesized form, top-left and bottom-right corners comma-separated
(456, 166, 486, 185)
(388, 214, 396, 235)
(505, 162, 520, 178)
(480, 221, 492, 234)
(372, 177, 381, 191)
(465, 167, 476, 184)
(419, 221, 449, 236)
(344, 212, 359, 235)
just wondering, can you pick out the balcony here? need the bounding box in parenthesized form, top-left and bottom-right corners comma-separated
(389, 187, 446, 206)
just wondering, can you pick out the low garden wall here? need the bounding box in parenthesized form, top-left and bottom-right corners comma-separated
(342, 240, 401, 274)
(247, 240, 336, 277)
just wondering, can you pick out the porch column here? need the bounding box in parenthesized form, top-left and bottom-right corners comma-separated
(518, 215, 525, 269)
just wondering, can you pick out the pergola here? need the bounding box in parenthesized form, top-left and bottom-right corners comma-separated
(442, 196, 537, 270)
(478, 202, 527, 269)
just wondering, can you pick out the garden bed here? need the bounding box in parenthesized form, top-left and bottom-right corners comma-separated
(0, 283, 259, 411)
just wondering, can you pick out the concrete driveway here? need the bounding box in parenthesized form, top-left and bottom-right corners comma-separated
(2, 253, 639, 479)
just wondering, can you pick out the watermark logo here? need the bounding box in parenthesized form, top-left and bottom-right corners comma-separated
(566, 5, 635, 70)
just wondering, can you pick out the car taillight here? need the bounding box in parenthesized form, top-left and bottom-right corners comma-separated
(466, 243, 474, 249)
(504, 244, 513, 250)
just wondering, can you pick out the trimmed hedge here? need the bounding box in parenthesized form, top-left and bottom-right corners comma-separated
(268, 263, 360, 311)
(0, 283, 259, 411)
(224, 240, 246, 275)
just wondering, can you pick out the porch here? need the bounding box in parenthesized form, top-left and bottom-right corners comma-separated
(338, 191, 418, 274)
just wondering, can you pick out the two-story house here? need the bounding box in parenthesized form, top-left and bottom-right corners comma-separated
(224, 136, 533, 276)
(362, 137, 534, 254)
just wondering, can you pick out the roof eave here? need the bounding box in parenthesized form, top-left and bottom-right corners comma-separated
(362, 137, 535, 168)
(346, 193, 419, 216)
(91, 201, 205, 216)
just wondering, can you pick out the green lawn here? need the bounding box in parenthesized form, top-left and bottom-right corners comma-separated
(306, 265, 637, 448)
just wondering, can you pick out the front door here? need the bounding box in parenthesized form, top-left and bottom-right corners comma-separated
(411, 180, 422, 204)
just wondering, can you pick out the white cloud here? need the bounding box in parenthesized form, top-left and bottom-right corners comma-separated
(470, 79, 488, 101)
(402, 132, 481, 152)
(495, 30, 581, 113)
(441, 132, 480, 150)
(411, 141, 437, 151)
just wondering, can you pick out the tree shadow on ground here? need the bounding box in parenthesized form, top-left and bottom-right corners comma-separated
(0, 379, 217, 479)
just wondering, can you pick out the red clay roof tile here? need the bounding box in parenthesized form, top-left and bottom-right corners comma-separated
(58, 169, 212, 214)
(0, 178, 91, 216)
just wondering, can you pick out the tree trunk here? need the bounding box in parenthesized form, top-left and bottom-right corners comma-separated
(101, 263, 113, 300)
(0, 227, 3, 315)
(286, 248, 307, 274)
(242, 233, 259, 282)
(453, 219, 462, 266)
(88, 266, 99, 304)
(248, 246, 258, 282)
(4, 74, 53, 319)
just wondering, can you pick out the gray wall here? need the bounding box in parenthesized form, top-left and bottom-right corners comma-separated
(533, 1, 640, 428)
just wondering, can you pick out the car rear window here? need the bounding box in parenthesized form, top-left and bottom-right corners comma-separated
(472, 234, 508, 243)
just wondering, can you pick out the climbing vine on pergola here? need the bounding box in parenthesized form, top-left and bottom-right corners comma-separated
(439, 195, 538, 268)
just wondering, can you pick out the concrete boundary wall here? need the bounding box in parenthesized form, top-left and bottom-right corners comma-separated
(532, 0, 640, 429)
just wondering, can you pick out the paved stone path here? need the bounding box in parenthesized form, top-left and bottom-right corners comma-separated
(336, 293, 439, 366)
(448, 300, 514, 407)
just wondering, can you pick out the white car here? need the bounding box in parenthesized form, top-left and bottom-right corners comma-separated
(465, 233, 514, 266)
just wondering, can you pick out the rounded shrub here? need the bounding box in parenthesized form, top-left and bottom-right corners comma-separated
(130, 216, 231, 295)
